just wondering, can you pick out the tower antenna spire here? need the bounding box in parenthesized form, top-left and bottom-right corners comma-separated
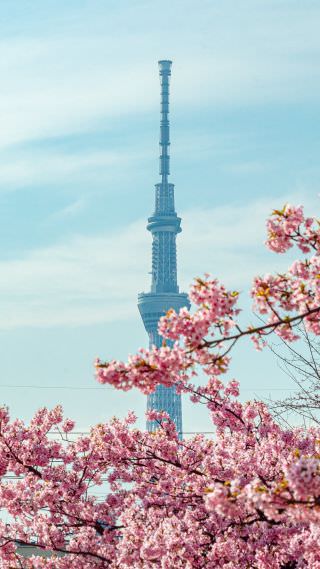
(159, 60, 172, 185)
(138, 60, 190, 438)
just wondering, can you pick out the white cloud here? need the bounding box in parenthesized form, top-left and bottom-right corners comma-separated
(0, 150, 125, 188)
(0, 192, 318, 329)
(181, 192, 320, 290)
(0, 57, 158, 149)
(52, 198, 87, 219)
(0, 131, 229, 191)
(0, 1, 319, 149)
(0, 219, 148, 328)
(227, 161, 267, 175)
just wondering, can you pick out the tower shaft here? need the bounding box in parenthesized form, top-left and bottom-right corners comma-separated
(138, 61, 190, 436)
(159, 60, 171, 184)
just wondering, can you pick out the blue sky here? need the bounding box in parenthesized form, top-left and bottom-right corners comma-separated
(0, 0, 319, 432)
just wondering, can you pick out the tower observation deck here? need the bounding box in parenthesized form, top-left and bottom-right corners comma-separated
(138, 60, 190, 435)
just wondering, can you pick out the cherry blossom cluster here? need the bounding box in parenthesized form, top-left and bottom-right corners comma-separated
(95, 343, 189, 393)
(266, 203, 319, 254)
(159, 278, 240, 345)
(251, 204, 320, 339)
(2, 202, 320, 567)
(1, 396, 320, 567)
(97, 204, 320, 394)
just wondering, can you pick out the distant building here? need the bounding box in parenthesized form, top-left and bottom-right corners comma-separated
(138, 61, 190, 436)
(16, 542, 64, 560)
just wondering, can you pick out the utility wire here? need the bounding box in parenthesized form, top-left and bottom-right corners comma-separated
(0, 385, 111, 390)
(0, 385, 297, 391)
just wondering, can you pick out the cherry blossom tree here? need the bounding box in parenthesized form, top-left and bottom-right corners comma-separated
(265, 324, 320, 427)
(1, 204, 320, 568)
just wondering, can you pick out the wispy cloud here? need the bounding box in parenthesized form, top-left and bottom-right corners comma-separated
(0, 150, 128, 189)
(181, 192, 320, 286)
(0, 219, 147, 328)
(227, 161, 268, 175)
(51, 198, 87, 219)
(0, 1, 319, 326)
(0, 192, 318, 329)
(0, 1, 319, 149)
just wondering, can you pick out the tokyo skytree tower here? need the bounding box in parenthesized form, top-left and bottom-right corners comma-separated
(138, 61, 190, 435)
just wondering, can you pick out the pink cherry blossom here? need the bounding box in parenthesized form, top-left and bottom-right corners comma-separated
(2, 203, 320, 567)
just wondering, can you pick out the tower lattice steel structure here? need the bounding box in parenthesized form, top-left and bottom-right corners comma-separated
(138, 60, 190, 435)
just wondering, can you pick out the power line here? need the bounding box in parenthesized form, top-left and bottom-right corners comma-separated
(0, 385, 297, 391)
(62, 431, 217, 435)
(0, 385, 113, 390)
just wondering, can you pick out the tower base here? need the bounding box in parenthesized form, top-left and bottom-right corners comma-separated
(138, 291, 190, 437)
